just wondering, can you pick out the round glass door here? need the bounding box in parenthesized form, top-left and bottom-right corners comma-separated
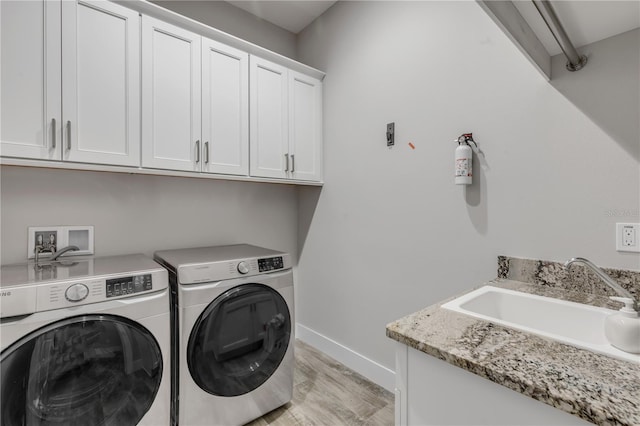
(1, 314, 163, 426)
(188, 284, 291, 397)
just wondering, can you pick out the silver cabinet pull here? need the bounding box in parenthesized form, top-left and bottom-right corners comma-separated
(291, 154, 295, 173)
(51, 118, 56, 149)
(204, 141, 209, 164)
(284, 153, 289, 172)
(66, 121, 71, 151)
(195, 140, 200, 163)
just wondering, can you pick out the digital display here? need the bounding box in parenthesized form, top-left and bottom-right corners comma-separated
(258, 256, 284, 272)
(106, 274, 152, 298)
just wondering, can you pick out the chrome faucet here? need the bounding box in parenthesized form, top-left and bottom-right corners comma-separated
(564, 257, 637, 310)
(49, 245, 80, 261)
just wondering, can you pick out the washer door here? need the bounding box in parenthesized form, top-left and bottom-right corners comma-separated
(1, 314, 163, 426)
(188, 283, 291, 397)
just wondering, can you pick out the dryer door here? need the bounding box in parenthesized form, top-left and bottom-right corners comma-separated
(1, 314, 163, 426)
(188, 283, 291, 396)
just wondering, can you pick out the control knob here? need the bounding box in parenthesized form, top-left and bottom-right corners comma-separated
(65, 283, 89, 302)
(237, 261, 249, 275)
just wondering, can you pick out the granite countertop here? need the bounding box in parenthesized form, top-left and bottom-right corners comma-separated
(386, 278, 640, 426)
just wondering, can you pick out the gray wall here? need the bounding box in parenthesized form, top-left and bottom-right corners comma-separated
(551, 29, 640, 163)
(0, 167, 298, 265)
(150, 0, 297, 59)
(296, 1, 640, 372)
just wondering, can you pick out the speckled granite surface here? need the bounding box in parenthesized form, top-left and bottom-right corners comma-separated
(387, 279, 640, 426)
(498, 256, 640, 300)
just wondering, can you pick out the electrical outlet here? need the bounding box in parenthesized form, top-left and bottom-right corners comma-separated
(616, 223, 640, 252)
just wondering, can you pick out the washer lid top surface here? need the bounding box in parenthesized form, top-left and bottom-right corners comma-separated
(0, 254, 165, 289)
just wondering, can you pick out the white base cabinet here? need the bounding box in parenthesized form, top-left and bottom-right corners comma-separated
(394, 343, 589, 426)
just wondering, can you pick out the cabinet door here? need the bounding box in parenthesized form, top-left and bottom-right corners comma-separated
(202, 38, 248, 176)
(0, 0, 61, 160)
(249, 56, 288, 179)
(62, 0, 140, 166)
(289, 71, 323, 182)
(142, 16, 201, 171)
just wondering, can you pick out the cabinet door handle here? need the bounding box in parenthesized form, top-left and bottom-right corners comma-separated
(284, 153, 289, 172)
(291, 154, 295, 173)
(66, 121, 71, 151)
(204, 141, 209, 164)
(195, 140, 200, 163)
(51, 118, 56, 149)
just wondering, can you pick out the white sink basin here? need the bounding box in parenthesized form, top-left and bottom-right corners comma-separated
(441, 286, 640, 363)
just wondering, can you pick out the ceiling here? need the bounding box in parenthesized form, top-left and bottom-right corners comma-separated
(225, 0, 336, 34)
(224, 1, 640, 50)
(513, 1, 640, 56)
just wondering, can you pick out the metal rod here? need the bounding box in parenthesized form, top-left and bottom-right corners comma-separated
(532, 0, 587, 71)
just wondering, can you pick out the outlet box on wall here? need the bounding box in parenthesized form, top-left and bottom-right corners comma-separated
(616, 223, 640, 253)
(28, 226, 94, 259)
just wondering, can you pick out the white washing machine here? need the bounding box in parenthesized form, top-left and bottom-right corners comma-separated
(0, 254, 171, 426)
(153, 244, 294, 426)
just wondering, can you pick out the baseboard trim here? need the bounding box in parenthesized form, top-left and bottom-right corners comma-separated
(295, 323, 395, 392)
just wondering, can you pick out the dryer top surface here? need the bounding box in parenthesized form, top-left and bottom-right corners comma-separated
(154, 244, 286, 269)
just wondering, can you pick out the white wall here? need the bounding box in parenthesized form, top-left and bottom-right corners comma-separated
(0, 168, 298, 265)
(296, 0, 640, 382)
(150, 0, 297, 59)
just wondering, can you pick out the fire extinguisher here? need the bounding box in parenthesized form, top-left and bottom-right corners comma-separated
(454, 133, 476, 185)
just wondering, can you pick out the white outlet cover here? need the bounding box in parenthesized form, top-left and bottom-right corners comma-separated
(616, 223, 640, 253)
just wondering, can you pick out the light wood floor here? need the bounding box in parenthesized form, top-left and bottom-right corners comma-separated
(247, 340, 394, 426)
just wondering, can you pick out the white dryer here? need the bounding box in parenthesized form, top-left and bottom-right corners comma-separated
(153, 244, 294, 426)
(0, 254, 171, 426)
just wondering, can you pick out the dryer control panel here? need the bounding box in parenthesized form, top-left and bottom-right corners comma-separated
(258, 256, 284, 272)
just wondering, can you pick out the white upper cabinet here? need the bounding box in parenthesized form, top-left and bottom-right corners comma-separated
(1, 0, 61, 160)
(62, 0, 140, 166)
(141, 16, 202, 172)
(2, 1, 323, 184)
(250, 56, 323, 182)
(250, 56, 289, 179)
(201, 38, 249, 176)
(289, 71, 323, 182)
(1, 0, 140, 166)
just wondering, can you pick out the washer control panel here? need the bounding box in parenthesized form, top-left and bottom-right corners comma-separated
(258, 256, 284, 272)
(106, 274, 152, 298)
